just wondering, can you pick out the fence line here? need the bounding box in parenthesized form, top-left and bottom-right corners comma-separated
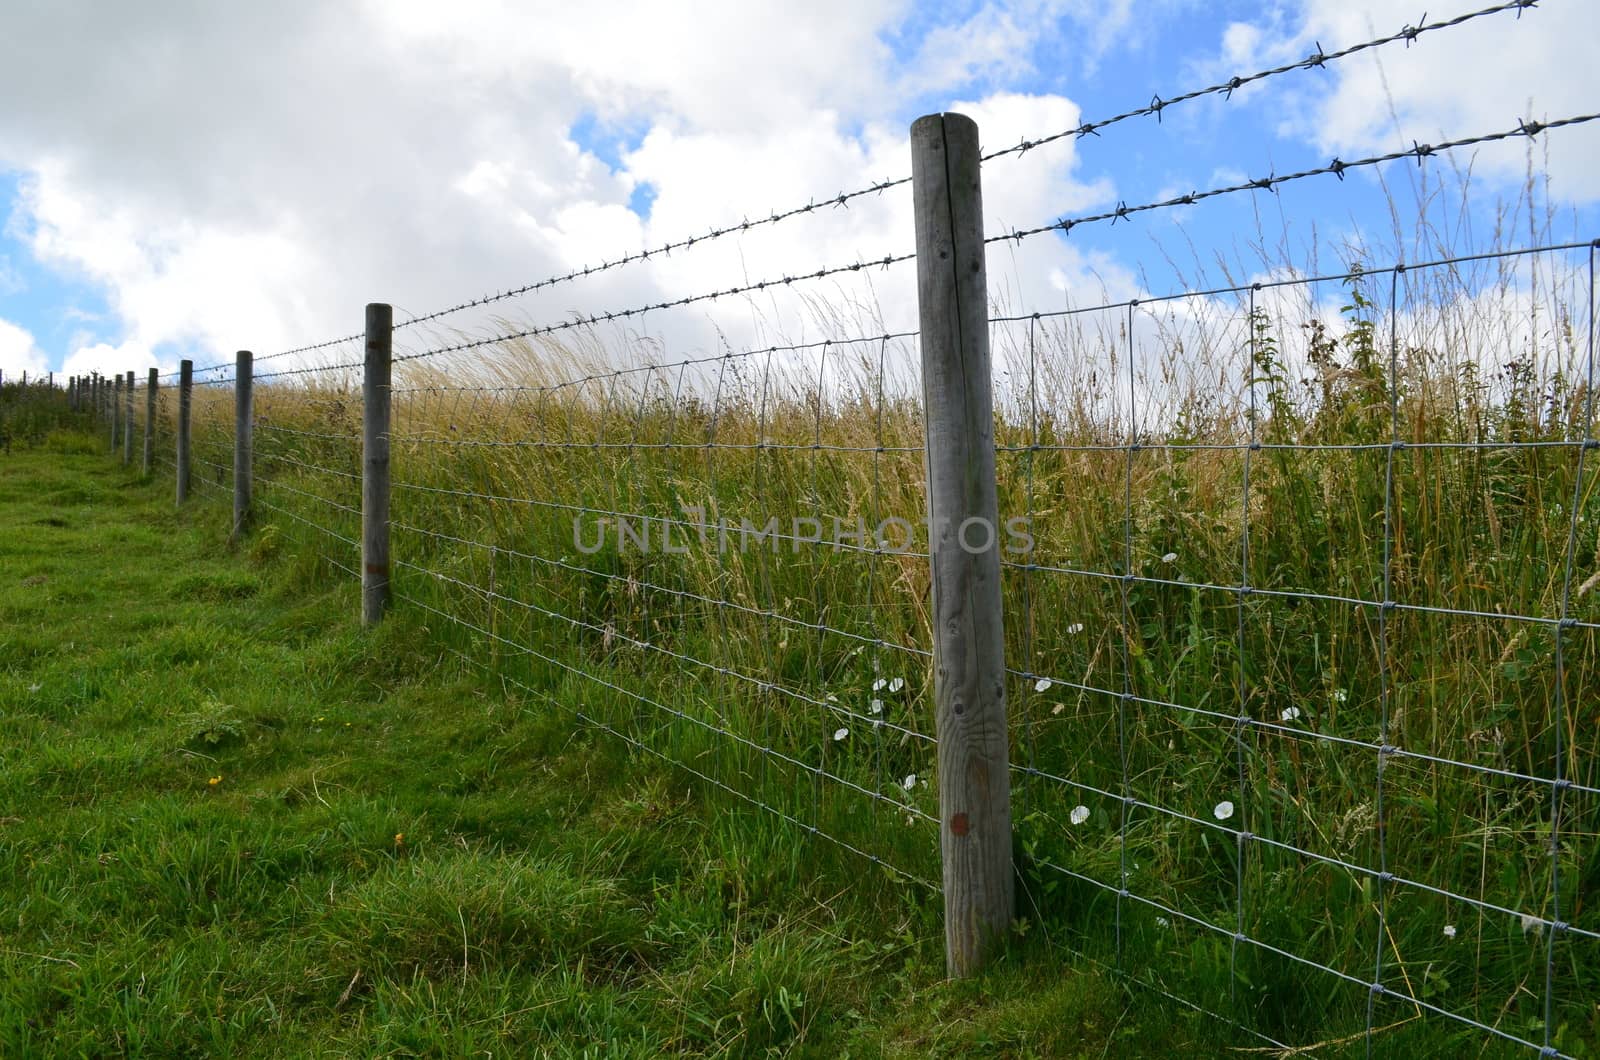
(67, 11, 1600, 1053)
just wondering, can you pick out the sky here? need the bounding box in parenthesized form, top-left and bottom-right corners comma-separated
(0, 0, 1594, 387)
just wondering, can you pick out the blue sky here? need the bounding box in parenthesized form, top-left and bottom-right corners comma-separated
(0, 0, 1593, 381)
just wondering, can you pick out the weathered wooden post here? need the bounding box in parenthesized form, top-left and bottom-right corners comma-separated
(233, 350, 253, 541)
(123, 370, 135, 464)
(910, 111, 1013, 977)
(363, 304, 392, 626)
(143, 368, 157, 475)
(176, 359, 193, 505)
(111, 372, 122, 451)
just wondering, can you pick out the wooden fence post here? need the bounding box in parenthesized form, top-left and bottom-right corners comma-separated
(111, 372, 122, 451)
(233, 350, 253, 541)
(123, 370, 135, 464)
(176, 359, 193, 505)
(363, 304, 393, 626)
(910, 111, 1013, 977)
(144, 369, 157, 475)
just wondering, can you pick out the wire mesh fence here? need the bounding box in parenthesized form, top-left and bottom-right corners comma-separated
(75, 4, 1599, 1052)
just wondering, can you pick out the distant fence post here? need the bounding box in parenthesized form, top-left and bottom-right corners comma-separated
(143, 368, 157, 475)
(909, 111, 1013, 978)
(233, 350, 253, 542)
(123, 370, 135, 464)
(176, 359, 193, 505)
(362, 303, 393, 626)
(111, 373, 122, 451)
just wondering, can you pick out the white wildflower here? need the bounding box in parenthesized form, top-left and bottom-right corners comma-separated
(1070, 805, 1090, 825)
(902, 773, 917, 791)
(1066, 623, 1085, 634)
(1213, 800, 1235, 821)
(1161, 552, 1178, 564)
(1443, 924, 1457, 939)
(833, 727, 849, 742)
(1156, 916, 1171, 928)
(1034, 677, 1053, 693)
(869, 699, 883, 715)
(1332, 688, 1349, 703)
(1280, 706, 1301, 722)
(28, 683, 41, 694)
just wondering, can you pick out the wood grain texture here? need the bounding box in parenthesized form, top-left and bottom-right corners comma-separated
(123, 371, 135, 464)
(143, 368, 157, 476)
(176, 360, 193, 506)
(910, 111, 1014, 978)
(362, 304, 392, 627)
(233, 351, 254, 541)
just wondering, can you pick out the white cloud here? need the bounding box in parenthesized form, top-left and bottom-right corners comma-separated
(0, 316, 48, 382)
(1229, 0, 1600, 202)
(0, 1, 1143, 387)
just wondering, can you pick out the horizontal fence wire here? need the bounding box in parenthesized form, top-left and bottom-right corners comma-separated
(993, 113, 1600, 245)
(996, 237, 1597, 1056)
(378, 324, 942, 889)
(170, 0, 1534, 378)
(86, 8, 1598, 1051)
(391, 256, 914, 365)
(979, 0, 1539, 162)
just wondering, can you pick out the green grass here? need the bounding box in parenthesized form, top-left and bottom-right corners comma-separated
(0, 444, 1214, 1057)
(8, 251, 1598, 1060)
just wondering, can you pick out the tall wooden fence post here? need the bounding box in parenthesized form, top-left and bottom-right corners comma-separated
(910, 111, 1013, 977)
(233, 350, 253, 542)
(362, 304, 393, 626)
(123, 370, 135, 464)
(111, 373, 122, 451)
(176, 359, 193, 505)
(143, 369, 158, 475)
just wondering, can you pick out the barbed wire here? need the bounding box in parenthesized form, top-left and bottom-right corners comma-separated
(388, 331, 915, 396)
(208, 0, 1536, 367)
(994, 113, 1600, 246)
(980, 0, 1540, 163)
(392, 254, 913, 364)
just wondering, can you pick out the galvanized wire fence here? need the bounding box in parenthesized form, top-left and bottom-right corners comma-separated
(76, 4, 1599, 1052)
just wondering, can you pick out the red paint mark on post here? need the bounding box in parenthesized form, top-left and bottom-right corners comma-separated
(949, 812, 969, 836)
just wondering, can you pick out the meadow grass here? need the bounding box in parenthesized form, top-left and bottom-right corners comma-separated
(6, 221, 1598, 1056)
(0, 439, 1221, 1057)
(154, 242, 1599, 1057)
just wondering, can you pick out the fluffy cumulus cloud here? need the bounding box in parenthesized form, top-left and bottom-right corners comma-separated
(1215, 0, 1600, 202)
(0, 0, 1132, 382)
(0, 316, 48, 381)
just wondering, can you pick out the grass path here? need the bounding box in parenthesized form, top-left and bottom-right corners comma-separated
(0, 444, 1198, 1057)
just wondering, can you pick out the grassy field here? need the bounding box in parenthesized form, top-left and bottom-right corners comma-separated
(4, 233, 1597, 1058)
(0, 440, 1220, 1057)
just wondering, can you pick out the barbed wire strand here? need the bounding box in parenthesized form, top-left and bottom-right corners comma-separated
(994, 114, 1600, 247)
